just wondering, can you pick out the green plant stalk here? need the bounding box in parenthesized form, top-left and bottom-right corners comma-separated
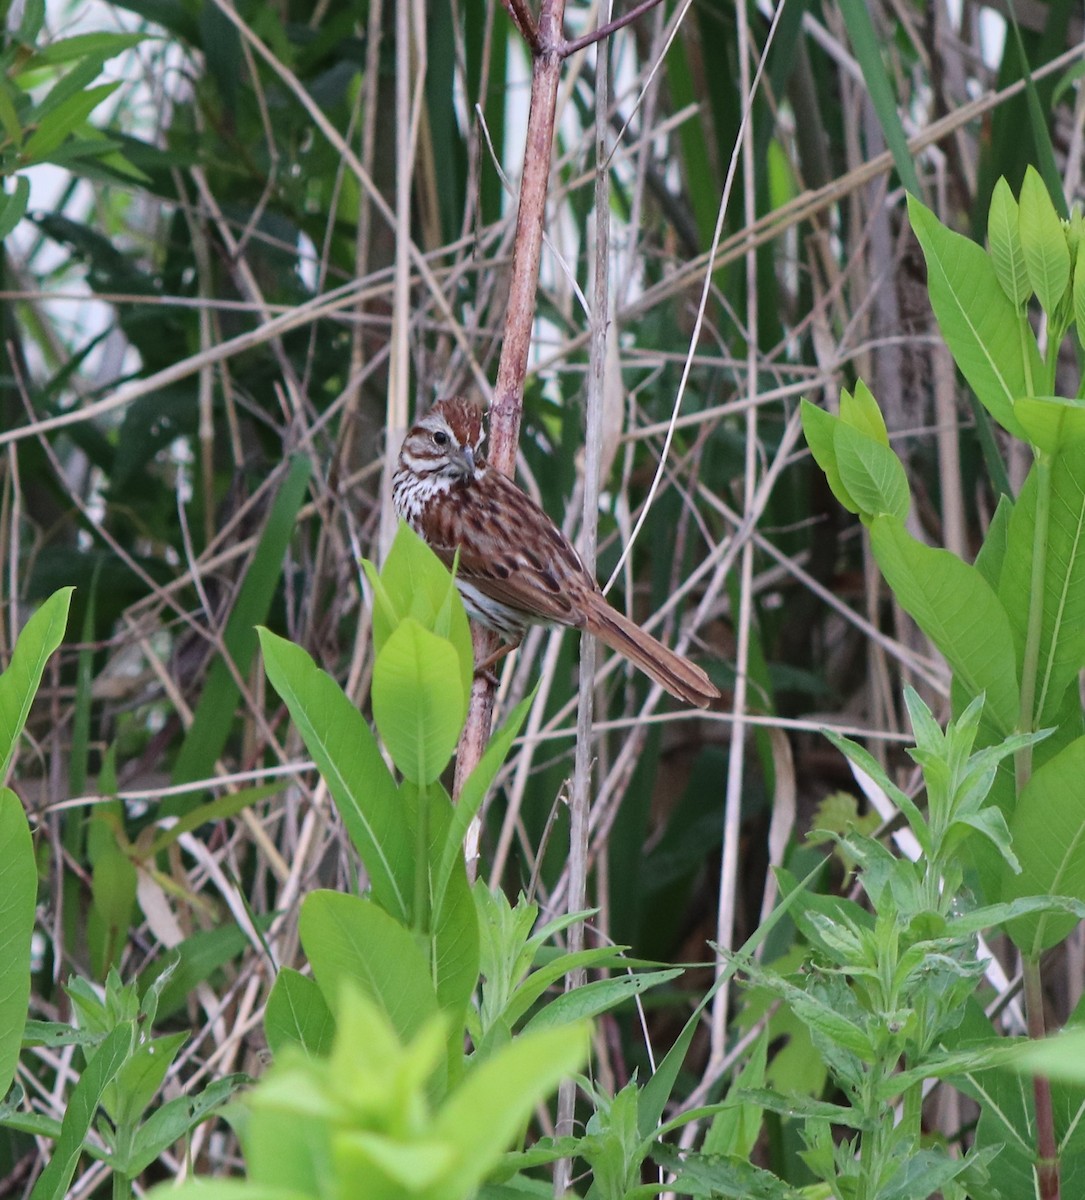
(111, 1127, 132, 1200)
(1016, 453, 1053, 791)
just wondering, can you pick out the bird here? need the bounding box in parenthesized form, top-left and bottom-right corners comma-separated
(391, 396, 720, 708)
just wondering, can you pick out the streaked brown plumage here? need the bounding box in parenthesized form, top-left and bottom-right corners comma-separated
(392, 396, 720, 708)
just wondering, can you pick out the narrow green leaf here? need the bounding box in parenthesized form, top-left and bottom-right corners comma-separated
(869, 517, 1019, 734)
(908, 195, 1033, 439)
(29, 1023, 131, 1200)
(259, 630, 409, 922)
(0, 790, 35, 1102)
(0, 177, 29, 242)
(836, 0, 920, 194)
(22, 82, 120, 162)
(1018, 165, 1070, 319)
(988, 177, 1030, 307)
(524, 970, 683, 1032)
(169, 455, 311, 807)
(0, 588, 72, 780)
(122, 1075, 247, 1176)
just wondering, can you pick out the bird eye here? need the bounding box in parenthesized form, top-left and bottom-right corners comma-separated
(433, 430, 449, 447)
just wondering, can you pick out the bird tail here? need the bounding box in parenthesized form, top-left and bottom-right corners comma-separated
(583, 597, 719, 709)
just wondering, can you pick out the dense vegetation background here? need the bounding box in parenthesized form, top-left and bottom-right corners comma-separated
(4, 0, 1085, 1195)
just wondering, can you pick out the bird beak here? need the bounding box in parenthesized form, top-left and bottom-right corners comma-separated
(452, 446, 475, 478)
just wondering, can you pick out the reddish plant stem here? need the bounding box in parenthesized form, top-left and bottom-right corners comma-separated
(561, 0, 664, 56)
(453, 1, 568, 809)
(1024, 957, 1060, 1199)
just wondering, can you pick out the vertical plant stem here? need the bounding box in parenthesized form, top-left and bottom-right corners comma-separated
(1024, 956, 1060, 1199)
(454, 0, 568, 800)
(554, 15, 610, 1192)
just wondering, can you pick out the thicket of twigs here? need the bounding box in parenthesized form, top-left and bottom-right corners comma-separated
(4, 0, 1085, 1192)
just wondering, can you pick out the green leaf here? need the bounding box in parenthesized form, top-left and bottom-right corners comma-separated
(801, 399, 856, 514)
(1013, 1027, 1085, 1084)
(1014, 396, 1085, 455)
(264, 968, 335, 1058)
(869, 517, 1020, 734)
(998, 445, 1085, 725)
(1003, 735, 1085, 953)
(22, 82, 120, 162)
(372, 618, 467, 785)
(29, 1023, 131, 1200)
(169, 455, 311, 807)
(105, 1030, 187, 1128)
(0, 588, 72, 780)
(0, 177, 30, 242)
(364, 522, 473, 702)
(299, 891, 439, 1042)
(988, 177, 1030, 307)
(433, 1024, 588, 1198)
(840, 379, 890, 444)
(1019, 165, 1071, 319)
(524, 970, 683, 1032)
(0, 790, 35, 1102)
(908, 195, 1033, 438)
(833, 423, 909, 522)
(122, 1076, 247, 1176)
(1075, 236, 1085, 348)
(259, 629, 410, 922)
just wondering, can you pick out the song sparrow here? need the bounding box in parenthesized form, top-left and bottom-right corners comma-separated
(392, 397, 720, 709)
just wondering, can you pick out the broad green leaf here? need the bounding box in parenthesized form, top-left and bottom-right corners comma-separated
(1014, 395, 1085, 455)
(988, 177, 1030, 307)
(433, 1024, 588, 1198)
(1019, 165, 1070, 319)
(259, 629, 410, 923)
(1004, 735, 1085, 953)
(800, 399, 856, 514)
(0, 790, 35, 1101)
(869, 517, 1019, 734)
(29, 1023, 131, 1200)
(0, 588, 72, 781)
(264, 968, 335, 1058)
(372, 618, 466, 785)
(145, 1186, 304, 1200)
(1076, 237, 1085, 348)
(524, 970, 683, 1032)
(364, 522, 473, 701)
(299, 891, 438, 1042)
(998, 446, 1085, 726)
(908, 195, 1032, 438)
(833, 423, 909, 522)
(1014, 1028, 1085, 1084)
(170, 455, 311, 807)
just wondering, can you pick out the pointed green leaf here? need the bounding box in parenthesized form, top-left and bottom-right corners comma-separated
(1019, 165, 1071, 319)
(833, 423, 909, 522)
(908, 195, 1032, 438)
(0, 790, 35, 1102)
(870, 517, 1019, 734)
(265, 968, 335, 1058)
(801, 399, 857, 514)
(988, 177, 1030, 307)
(259, 629, 410, 922)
